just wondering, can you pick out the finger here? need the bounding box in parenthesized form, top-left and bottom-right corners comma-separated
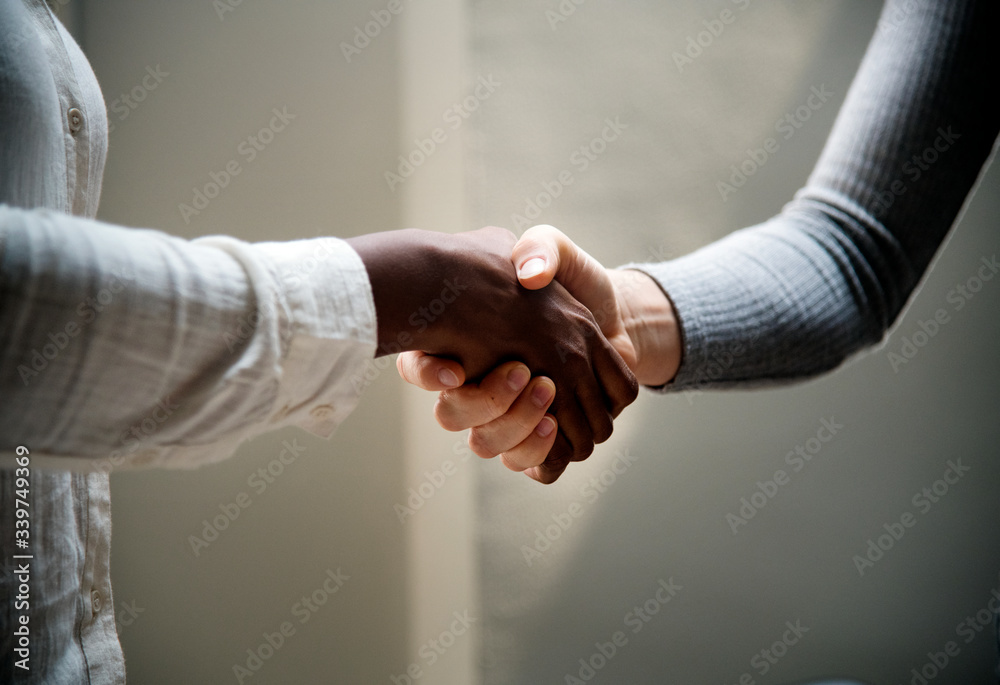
(396, 351, 466, 391)
(572, 371, 616, 446)
(525, 439, 572, 484)
(524, 431, 572, 483)
(592, 335, 640, 419)
(497, 414, 558, 472)
(467, 377, 555, 462)
(433, 361, 531, 432)
(550, 394, 596, 464)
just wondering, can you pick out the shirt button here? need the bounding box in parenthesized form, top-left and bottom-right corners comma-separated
(91, 589, 102, 615)
(68, 107, 84, 134)
(310, 405, 334, 420)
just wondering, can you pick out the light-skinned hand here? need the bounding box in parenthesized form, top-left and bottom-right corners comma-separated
(398, 224, 681, 483)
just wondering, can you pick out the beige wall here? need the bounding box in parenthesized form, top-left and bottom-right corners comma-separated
(76, 1, 475, 683)
(66, 1, 1000, 684)
(469, 2, 1000, 684)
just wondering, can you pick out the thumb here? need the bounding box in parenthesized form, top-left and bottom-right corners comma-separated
(513, 224, 613, 319)
(512, 225, 634, 367)
(512, 224, 562, 290)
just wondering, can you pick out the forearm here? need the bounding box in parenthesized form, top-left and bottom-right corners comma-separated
(0, 206, 376, 468)
(631, 0, 1000, 390)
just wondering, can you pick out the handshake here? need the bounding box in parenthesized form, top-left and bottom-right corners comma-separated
(347, 224, 682, 483)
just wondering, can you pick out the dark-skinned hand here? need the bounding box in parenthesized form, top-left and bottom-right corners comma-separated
(347, 226, 637, 470)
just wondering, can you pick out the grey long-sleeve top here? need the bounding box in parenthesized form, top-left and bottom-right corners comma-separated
(634, 0, 999, 390)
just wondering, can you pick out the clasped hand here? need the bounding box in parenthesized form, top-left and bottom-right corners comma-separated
(348, 225, 645, 482)
(349, 224, 679, 484)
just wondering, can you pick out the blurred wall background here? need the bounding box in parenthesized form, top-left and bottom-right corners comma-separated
(67, 1, 472, 683)
(470, 2, 1000, 685)
(59, 1, 1000, 684)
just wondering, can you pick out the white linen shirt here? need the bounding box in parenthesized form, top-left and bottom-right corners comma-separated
(0, 2, 377, 683)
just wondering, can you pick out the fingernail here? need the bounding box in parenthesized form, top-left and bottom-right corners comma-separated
(438, 368, 460, 388)
(518, 257, 546, 280)
(531, 382, 554, 407)
(507, 366, 529, 391)
(535, 416, 556, 438)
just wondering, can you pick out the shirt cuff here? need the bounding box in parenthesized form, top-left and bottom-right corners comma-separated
(253, 237, 378, 438)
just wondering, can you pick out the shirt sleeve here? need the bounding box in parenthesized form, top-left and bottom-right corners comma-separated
(628, 0, 1000, 391)
(0, 205, 377, 470)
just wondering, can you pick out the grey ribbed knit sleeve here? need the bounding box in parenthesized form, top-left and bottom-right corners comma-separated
(631, 0, 999, 391)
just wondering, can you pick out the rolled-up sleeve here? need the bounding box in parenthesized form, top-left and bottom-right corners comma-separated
(0, 205, 377, 470)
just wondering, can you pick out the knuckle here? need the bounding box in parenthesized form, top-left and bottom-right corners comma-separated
(508, 405, 540, 436)
(592, 414, 614, 445)
(611, 375, 640, 416)
(467, 430, 498, 460)
(395, 354, 412, 382)
(571, 440, 595, 462)
(433, 397, 465, 432)
(537, 457, 569, 484)
(481, 391, 509, 422)
(626, 374, 639, 401)
(484, 225, 517, 244)
(500, 452, 525, 473)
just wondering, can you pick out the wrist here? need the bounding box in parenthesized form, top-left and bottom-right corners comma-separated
(610, 268, 681, 386)
(346, 229, 451, 355)
(347, 227, 520, 366)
